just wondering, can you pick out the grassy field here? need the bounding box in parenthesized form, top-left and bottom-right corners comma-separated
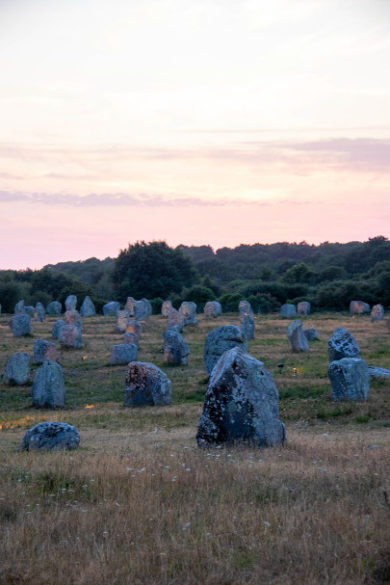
(0, 311, 389, 584)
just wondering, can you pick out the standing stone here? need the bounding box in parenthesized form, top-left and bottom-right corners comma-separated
(25, 306, 35, 317)
(14, 300, 25, 314)
(328, 358, 369, 402)
(204, 325, 247, 375)
(47, 301, 62, 315)
(240, 314, 255, 340)
(134, 299, 152, 320)
(239, 300, 254, 317)
(19, 422, 80, 451)
(297, 301, 311, 316)
(204, 301, 222, 318)
(65, 295, 77, 311)
(161, 300, 173, 318)
(80, 296, 96, 317)
(179, 301, 197, 325)
(103, 301, 120, 316)
(34, 302, 46, 322)
(349, 300, 370, 314)
(58, 324, 82, 348)
(125, 297, 136, 316)
(287, 320, 310, 352)
(124, 331, 139, 346)
(197, 347, 286, 448)
(124, 362, 172, 406)
(371, 304, 384, 322)
(64, 309, 82, 329)
(163, 328, 189, 365)
(328, 328, 360, 361)
(52, 319, 65, 340)
(4, 352, 30, 385)
(167, 308, 185, 332)
(280, 304, 296, 318)
(304, 328, 319, 341)
(33, 339, 58, 364)
(9, 314, 30, 337)
(32, 361, 66, 408)
(116, 310, 130, 333)
(110, 344, 138, 365)
(125, 319, 142, 341)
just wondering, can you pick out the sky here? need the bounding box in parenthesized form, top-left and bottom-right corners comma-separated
(0, 0, 389, 269)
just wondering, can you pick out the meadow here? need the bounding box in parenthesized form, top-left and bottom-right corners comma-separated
(0, 311, 389, 585)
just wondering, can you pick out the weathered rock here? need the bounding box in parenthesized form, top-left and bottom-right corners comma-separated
(287, 320, 309, 352)
(14, 300, 25, 314)
(25, 306, 35, 317)
(33, 339, 58, 364)
(371, 304, 384, 322)
(304, 328, 319, 341)
(368, 366, 390, 379)
(163, 328, 189, 365)
(239, 300, 254, 317)
(349, 300, 370, 314)
(179, 301, 197, 325)
(103, 301, 120, 316)
(204, 325, 247, 375)
(167, 308, 185, 332)
(32, 361, 66, 408)
(65, 295, 77, 311)
(124, 362, 172, 406)
(328, 328, 360, 361)
(204, 300, 222, 318)
(161, 300, 173, 318)
(125, 297, 136, 316)
(125, 319, 142, 341)
(297, 301, 311, 316)
(52, 319, 65, 340)
(47, 301, 62, 315)
(80, 295, 96, 317)
(124, 331, 139, 346)
(197, 347, 286, 448)
(58, 324, 82, 348)
(240, 314, 255, 340)
(9, 313, 31, 337)
(34, 302, 46, 322)
(110, 343, 138, 365)
(4, 352, 30, 385)
(280, 304, 296, 318)
(134, 299, 152, 320)
(19, 422, 79, 451)
(328, 358, 369, 402)
(64, 309, 82, 329)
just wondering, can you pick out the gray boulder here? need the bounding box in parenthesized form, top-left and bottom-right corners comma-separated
(368, 366, 390, 379)
(167, 308, 185, 332)
(134, 299, 152, 320)
(204, 300, 222, 318)
(65, 295, 77, 311)
(124, 361, 172, 406)
(297, 301, 311, 316)
(371, 304, 384, 322)
(328, 328, 360, 361)
(124, 331, 139, 346)
(14, 300, 25, 314)
(47, 301, 62, 315)
(32, 361, 66, 408)
(204, 325, 247, 375)
(80, 295, 96, 317)
(349, 300, 370, 314)
(287, 320, 309, 352)
(58, 324, 82, 348)
(163, 328, 189, 365)
(179, 301, 197, 325)
(33, 339, 58, 364)
(240, 314, 255, 340)
(110, 343, 138, 365)
(161, 300, 173, 317)
(304, 328, 319, 341)
(280, 304, 296, 318)
(34, 302, 46, 322)
(328, 358, 369, 402)
(197, 347, 286, 448)
(52, 319, 65, 340)
(239, 300, 254, 317)
(9, 313, 30, 337)
(103, 301, 120, 316)
(64, 309, 82, 329)
(4, 352, 30, 385)
(19, 422, 79, 451)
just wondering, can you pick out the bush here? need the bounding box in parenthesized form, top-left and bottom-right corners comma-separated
(218, 293, 242, 312)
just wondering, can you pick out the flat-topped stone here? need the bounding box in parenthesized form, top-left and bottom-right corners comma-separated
(297, 301, 311, 316)
(280, 304, 296, 318)
(103, 301, 120, 316)
(110, 343, 138, 365)
(328, 358, 369, 402)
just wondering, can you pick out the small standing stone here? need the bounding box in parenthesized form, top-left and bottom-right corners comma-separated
(328, 358, 369, 402)
(240, 314, 255, 340)
(52, 319, 65, 340)
(34, 302, 46, 322)
(371, 304, 384, 322)
(328, 328, 360, 361)
(124, 362, 172, 406)
(33, 340, 58, 364)
(239, 300, 254, 317)
(103, 301, 120, 316)
(297, 301, 311, 316)
(163, 328, 189, 365)
(19, 422, 80, 451)
(64, 310, 82, 329)
(304, 328, 319, 341)
(116, 310, 130, 333)
(280, 304, 296, 318)
(167, 308, 185, 332)
(349, 300, 370, 314)
(9, 313, 30, 337)
(4, 352, 30, 385)
(80, 296, 96, 317)
(124, 331, 139, 346)
(32, 361, 66, 408)
(58, 324, 82, 348)
(125, 297, 136, 316)
(14, 300, 25, 314)
(179, 301, 197, 325)
(126, 319, 142, 341)
(204, 301, 222, 318)
(65, 295, 77, 311)
(47, 301, 62, 315)
(287, 320, 309, 352)
(110, 344, 138, 365)
(134, 299, 152, 320)
(25, 306, 35, 317)
(204, 325, 247, 375)
(161, 300, 173, 318)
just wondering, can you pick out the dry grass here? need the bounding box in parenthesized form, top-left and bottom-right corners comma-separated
(0, 311, 389, 584)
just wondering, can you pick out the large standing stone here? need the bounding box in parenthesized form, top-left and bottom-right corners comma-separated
(125, 319, 142, 341)
(80, 296, 96, 317)
(197, 347, 286, 448)
(19, 422, 80, 451)
(134, 299, 152, 320)
(14, 300, 25, 314)
(47, 301, 62, 315)
(240, 314, 255, 340)
(52, 319, 65, 340)
(297, 301, 311, 316)
(4, 352, 30, 385)
(34, 302, 46, 322)
(103, 301, 120, 316)
(125, 297, 136, 316)
(58, 324, 82, 348)
(204, 301, 222, 318)
(110, 344, 138, 365)
(179, 301, 197, 325)
(371, 304, 384, 322)
(287, 320, 309, 352)
(280, 304, 296, 318)
(9, 313, 30, 337)
(64, 309, 82, 329)
(124, 362, 172, 406)
(163, 328, 189, 365)
(32, 361, 66, 408)
(239, 300, 254, 317)
(33, 339, 58, 364)
(328, 358, 369, 402)
(349, 300, 370, 314)
(304, 328, 319, 341)
(328, 328, 360, 361)
(204, 325, 247, 375)
(65, 295, 77, 311)
(116, 310, 130, 333)
(161, 300, 173, 318)
(167, 308, 185, 332)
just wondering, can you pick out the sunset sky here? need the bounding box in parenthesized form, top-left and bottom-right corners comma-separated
(0, 0, 389, 269)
